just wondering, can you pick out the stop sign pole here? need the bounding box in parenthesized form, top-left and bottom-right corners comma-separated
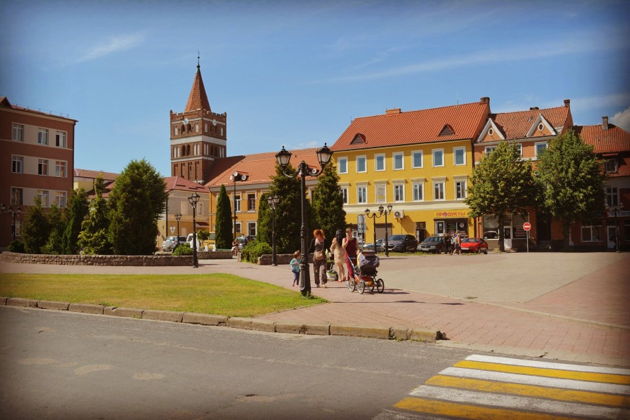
(523, 221, 532, 253)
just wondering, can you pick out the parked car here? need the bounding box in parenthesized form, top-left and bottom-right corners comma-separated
(418, 236, 448, 254)
(162, 236, 186, 252)
(483, 230, 498, 239)
(387, 234, 418, 252)
(460, 238, 489, 254)
(362, 239, 385, 252)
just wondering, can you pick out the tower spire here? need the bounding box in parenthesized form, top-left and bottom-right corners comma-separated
(185, 57, 211, 112)
(197, 50, 200, 70)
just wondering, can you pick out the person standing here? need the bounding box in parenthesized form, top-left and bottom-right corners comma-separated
(311, 229, 327, 288)
(289, 251, 301, 287)
(330, 229, 347, 282)
(343, 228, 358, 282)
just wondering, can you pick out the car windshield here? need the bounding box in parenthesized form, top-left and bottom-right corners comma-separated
(425, 237, 440, 243)
(462, 238, 478, 243)
(389, 235, 405, 241)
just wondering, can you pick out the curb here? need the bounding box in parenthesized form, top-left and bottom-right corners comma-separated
(0, 296, 438, 343)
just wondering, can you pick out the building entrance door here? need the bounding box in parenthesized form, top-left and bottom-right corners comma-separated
(503, 225, 512, 250)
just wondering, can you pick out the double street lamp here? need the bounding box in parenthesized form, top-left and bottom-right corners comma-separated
(275, 143, 333, 297)
(175, 213, 182, 245)
(364, 204, 392, 255)
(187, 193, 200, 268)
(267, 194, 280, 266)
(0, 203, 22, 242)
(230, 171, 249, 241)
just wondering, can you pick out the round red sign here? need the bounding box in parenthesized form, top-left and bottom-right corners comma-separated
(523, 222, 532, 231)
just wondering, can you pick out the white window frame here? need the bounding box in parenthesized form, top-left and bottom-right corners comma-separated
(55, 161, 67, 178)
(393, 152, 404, 170)
(515, 143, 523, 157)
(38, 159, 49, 176)
(357, 185, 367, 204)
(12, 123, 24, 141)
(356, 155, 367, 173)
(234, 193, 241, 212)
(248, 221, 257, 237)
(374, 154, 386, 171)
(455, 179, 467, 200)
(453, 147, 466, 166)
(412, 181, 424, 202)
(341, 187, 348, 204)
(581, 225, 602, 242)
(432, 148, 444, 167)
(55, 191, 67, 208)
(484, 146, 497, 155)
(234, 222, 241, 234)
(11, 155, 24, 174)
(38, 128, 49, 145)
(375, 183, 387, 204)
(412, 150, 423, 168)
(39, 190, 50, 207)
(247, 192, 256, 212)
(605, 187, 619, 208)
(393, 183, 405, 202)
(338, 157, 348, 174)
(55, 131, 67, 148)
(605, 159, 618, 173)
(535, 141, 548, 158)
(433, 181, 445, 201)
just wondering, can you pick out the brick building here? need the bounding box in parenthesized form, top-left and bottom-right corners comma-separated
(0, 97, 76, 247)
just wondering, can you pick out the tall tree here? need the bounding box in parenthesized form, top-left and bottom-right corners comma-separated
(77, 183, 111, 255)
(536, 130, 605, 249)
(256, 192, 271, 244)
(311, 162, 346, 248)
(62, 189, 89, 254)
(269, 163, 302, 253)
(466, 141, 537, 252)
(22, 197, 50, 254)
(215, 184, 233, 249)
(108, 160, 167, 255)
(42, 205, 66, 254)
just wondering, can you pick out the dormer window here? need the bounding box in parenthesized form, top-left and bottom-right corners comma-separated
(351, 133, 366, 144)
(605, 159, 618, 174)
(439, 124, 455, 136)
(488, 128, 494, 135)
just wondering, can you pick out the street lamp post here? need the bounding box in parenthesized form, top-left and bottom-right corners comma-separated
(175, 213, 182, 245)
(275, 143, 333, 297)
(187, 193, 200, 268)
(364, 205, 385, 254)
(230, 171, 249, 241)
(382, 204, 393, 257)
(0, 204, 22, 242)
(267, 194, 280, 266)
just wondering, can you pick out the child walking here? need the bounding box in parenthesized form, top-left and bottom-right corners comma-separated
(289, 250, 301, 287)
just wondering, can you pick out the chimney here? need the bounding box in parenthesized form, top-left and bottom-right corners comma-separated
(385, 108, 401, 115)
(602, 116, 609, 130)
(564, 99, 570, 107)
(530, 106, 539, 110)
(480, 97, 490, 104)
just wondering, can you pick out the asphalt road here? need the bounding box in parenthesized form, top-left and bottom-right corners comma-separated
(0, 306, 470, 420)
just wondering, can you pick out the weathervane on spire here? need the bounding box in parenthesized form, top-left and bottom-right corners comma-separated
(197, 50, 200, 70)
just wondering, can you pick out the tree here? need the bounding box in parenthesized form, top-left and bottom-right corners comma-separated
(536, 130, 605, 250)
(215, 184, 233, 249)
(256, 192, 271, 244)
(311, 162, 346, 248)
(42, 205, 66, 254)
(268, 163, 302, 253)
(62, 189, 89, 254)
(22, 197, 50, 254)
(466, 142, 537, 252)
(77, 182, 111, 255)
(108, 160, 167, 255)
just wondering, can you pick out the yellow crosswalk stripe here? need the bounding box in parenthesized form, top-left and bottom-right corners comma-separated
(426, 375, 630, 407)
(394, 396, 577, 420)
(454, 360, 630, 385)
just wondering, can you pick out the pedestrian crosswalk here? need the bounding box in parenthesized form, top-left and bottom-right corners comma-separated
(378, 354, 630, 419)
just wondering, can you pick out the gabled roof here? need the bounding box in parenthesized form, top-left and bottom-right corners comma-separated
(74, 168, 119, 181)
(575, 124, 630, 154)
(185, 65, 211, 112)
(480, 104, 571, 142)
(163, 176, 209, 193)
(205, 148, 321, 189)
(331, 100, 490, 151)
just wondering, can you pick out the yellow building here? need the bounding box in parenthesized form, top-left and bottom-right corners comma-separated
(73, 168, 118, 193)
(330, 99, 490, 241)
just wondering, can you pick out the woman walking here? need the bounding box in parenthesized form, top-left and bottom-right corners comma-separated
(311, 229, 327, 287)
(330, 229, 347, 282)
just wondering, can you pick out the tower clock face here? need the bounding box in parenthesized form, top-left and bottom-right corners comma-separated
(212, 119, 217, 126)
(183, 118, 189, 124)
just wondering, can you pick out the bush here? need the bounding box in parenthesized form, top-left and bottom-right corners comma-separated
(198, 230, 210, 241)
(241, 240, 272, 263)
(173, 243, 193, 256)
(8, 240, 25, 253)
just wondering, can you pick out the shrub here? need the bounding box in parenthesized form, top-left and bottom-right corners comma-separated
(241, 240, 272, 263)
(198, 230, 210, 241)
(173, 243, 193, 256)
(8, 240, 25, 253)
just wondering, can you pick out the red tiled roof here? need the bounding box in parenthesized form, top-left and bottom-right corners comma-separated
(331, 101, 490, 151)
(574, 124, 630, 154)
(205, 148, 321, 188)
(74, 168, 119, 181)
(185, 66, 211, 112)
(486, 105, 571, 141)
(163, 176, 208, 193)
(0, 96, 77, 122)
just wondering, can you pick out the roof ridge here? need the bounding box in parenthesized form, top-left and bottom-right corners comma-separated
(493, 105, 567, 116)
(353, 101, 485, 121)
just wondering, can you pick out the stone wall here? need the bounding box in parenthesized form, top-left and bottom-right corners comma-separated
(257, 253, 316, 265)
(0, 251, 232, 266)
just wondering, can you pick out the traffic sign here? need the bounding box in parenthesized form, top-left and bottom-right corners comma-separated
(523, 222, 531, 231)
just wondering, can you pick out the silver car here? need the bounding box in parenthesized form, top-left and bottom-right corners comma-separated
(162, 236, 186, 251)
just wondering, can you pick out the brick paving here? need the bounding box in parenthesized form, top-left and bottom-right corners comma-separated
(1, 252, 628, 367)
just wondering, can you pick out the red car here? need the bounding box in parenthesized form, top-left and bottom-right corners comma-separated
(460, 238, 489, 254)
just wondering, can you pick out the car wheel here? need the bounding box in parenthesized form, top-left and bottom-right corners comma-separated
(483, 249, 488, 254)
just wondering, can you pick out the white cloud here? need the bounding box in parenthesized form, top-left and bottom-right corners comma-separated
(570, 93, 630, 112)
(77, 32, 146, 63)
(611, 106, 630, 131)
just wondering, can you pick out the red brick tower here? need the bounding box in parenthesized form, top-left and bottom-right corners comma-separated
(169, 62, 226, 183)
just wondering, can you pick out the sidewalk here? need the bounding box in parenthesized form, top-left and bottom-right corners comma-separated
(1, 253, 629, 367)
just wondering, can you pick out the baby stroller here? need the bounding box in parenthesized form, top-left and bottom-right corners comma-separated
(347, 252, 385, 294)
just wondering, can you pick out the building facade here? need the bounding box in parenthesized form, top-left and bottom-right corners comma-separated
(158, 176, 210, 241)
(0, 97, 76, 247)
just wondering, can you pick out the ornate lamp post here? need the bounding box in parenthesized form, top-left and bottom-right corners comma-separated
(0, 204, 22, 242)
(364, 205, 385, 254)
(175, 213, 182, 244)
(267, 194, 280, 266)
(230, 171, 249, 241)
(187, 193, 200, 268)
(275, 143, 333, 297)
(383, 204, 393, 257)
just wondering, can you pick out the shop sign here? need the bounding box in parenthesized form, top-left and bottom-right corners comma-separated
(434, 210, 469, 218)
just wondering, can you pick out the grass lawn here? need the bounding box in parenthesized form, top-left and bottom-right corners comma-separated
(0, 273, 325, 317)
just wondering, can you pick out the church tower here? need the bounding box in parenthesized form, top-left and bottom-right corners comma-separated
(169, 61, 227, 183)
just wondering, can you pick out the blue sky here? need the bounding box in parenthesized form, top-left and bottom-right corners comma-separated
(1, 0, 629, 175)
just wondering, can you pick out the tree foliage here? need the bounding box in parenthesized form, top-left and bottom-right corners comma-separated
(62, 189, 89, 254)
(108, 160, 167, 255)
(22, 197, 50, 254)
(256, 192, 271, 244)
(215, 184, 233, 249)
(77, 183, 112, 255)
(268, 163, 302, 253)
(535, 130, 605, 249)
(42, 205, 66, 254)
(466, 142, 537, 251)
(311, 162, 346, 248)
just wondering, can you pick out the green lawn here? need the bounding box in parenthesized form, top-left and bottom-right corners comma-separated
(0, 273, 325, 317)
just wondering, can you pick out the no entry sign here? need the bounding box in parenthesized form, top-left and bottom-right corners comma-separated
(523, 222, 532, 231)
